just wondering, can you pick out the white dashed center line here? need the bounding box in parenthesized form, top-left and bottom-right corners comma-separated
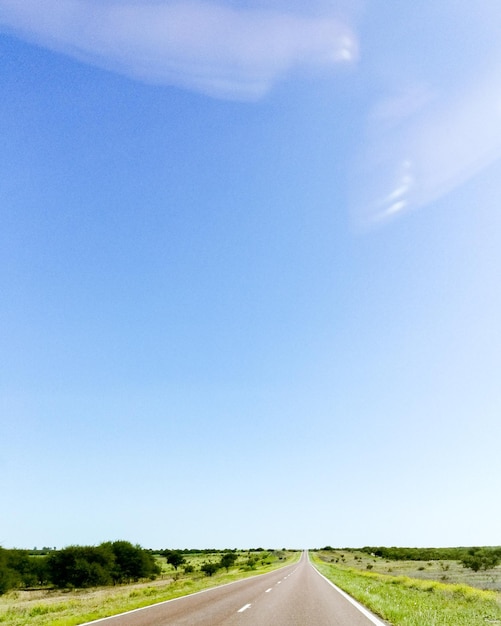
(265, 588, 272, 593)
(238, 604, 251, 613)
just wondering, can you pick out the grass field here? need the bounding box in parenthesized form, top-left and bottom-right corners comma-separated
(0, 550, 299, 626)
(315, 548, 501, 591)
(312, 550, 501, 626)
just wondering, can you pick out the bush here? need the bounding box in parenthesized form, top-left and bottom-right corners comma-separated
(47, 546, 114, 588)
(245, 557, 258, 570)
(105, 541, 160, 583)
(461, 548, 501, 572)
(47, 542, 160, 589)
(201, 562, 219, 577)
(220, 552, 237, 571)
(0, 555, 18, 595)
(163, 550, 185, 571)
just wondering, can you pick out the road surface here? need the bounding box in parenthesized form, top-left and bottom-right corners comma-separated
(83, 552, 388, 625)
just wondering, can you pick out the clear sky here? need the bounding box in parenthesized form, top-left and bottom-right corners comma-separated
(1, 1, 500, 550)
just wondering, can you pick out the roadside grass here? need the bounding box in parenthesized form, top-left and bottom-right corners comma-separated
(0, 550, 299, 626)
(316, 549, 501, 591)
(311, 552, 501, 626)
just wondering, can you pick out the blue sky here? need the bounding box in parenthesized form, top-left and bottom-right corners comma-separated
(1, 1, 500, 550)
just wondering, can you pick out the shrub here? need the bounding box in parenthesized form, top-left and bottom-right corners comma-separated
(163, 550, 185, 571)
(220, 553, 237, 571)
(201, 562, 219, 577)
(47, 542, 160, 589)
(460, 547, 501, 572)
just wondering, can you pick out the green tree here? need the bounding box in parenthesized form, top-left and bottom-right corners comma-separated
(47, 542, 160, 588)
(220, 552, 237, 571)
(0, 548, 17, 595)
(4, 550, 50, 588)
(201, 562, 219, 576)
(245, 556, 258, 570)
(47, 545, 114, 588)
(461, 547, 501, 572)
(31, 556, 51, 586)
(164, 550, 185, 571)
(106, 541, 160, 583)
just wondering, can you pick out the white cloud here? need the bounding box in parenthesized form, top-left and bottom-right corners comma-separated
(352, 62, 501, 226)
(0, 0, 358, 99)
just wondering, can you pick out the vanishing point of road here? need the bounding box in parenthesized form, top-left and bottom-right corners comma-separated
(83, 552, 389, 625)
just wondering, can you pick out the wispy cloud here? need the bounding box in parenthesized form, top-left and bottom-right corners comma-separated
(0, 0, 358, 99)
(352, 63, 501, 227)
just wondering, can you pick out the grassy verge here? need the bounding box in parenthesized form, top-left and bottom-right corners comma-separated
(315, 548, 501, 591)
(311, 552, 501, 626)
(0, 551, 299, 626)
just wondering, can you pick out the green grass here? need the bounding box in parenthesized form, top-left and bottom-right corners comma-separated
(316, 549, 501, 591)
(311, 551, 501, 626)
(0, 550, 299, 626)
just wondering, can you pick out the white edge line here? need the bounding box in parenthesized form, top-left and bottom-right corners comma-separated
(79, 559, 299, 625)
(309, 560, 387, 626)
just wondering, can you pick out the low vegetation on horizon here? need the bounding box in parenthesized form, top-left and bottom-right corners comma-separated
(319, 545, 501, 580)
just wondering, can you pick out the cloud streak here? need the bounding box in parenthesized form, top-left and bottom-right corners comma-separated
(0, 0, 358, 99)
(351, 62, 501, 226)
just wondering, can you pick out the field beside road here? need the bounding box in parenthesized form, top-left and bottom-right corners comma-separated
(0, 550, 298, 626)
(311, 550, 501, 626)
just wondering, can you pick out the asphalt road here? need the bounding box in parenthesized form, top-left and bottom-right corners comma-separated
(83, 552, 388, 625)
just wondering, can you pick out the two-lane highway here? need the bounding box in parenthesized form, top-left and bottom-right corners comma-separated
(83, 552, 389, 625)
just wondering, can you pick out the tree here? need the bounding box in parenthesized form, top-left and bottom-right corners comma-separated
(201, 562, 219, 576)
(5, 550, 30, 588)
(0, 548, 17, 595)
(220, 552, 237, 571)
(47, 545, 114, 588)
(31, 556, 50, 587)
(48, 546, 114, 589)
(245, 556, 258, 570)
(106, 541, 160, 583)
(460, 547, 501, 572)
(164, 550, 185, 571)
(47, 542, 159, 588)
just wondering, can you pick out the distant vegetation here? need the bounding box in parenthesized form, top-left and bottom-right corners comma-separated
(0, 547, 298, 625)
(313, 547, 501, 626)
(0, 542, 159, 593)
(360, 546, 501, 572)
(159, 549, 239, 576)
(0, 544, 293, 595)
(321, 545, 501, 572)
(459, 547, 501, 572)
(359, 546, 465, 561)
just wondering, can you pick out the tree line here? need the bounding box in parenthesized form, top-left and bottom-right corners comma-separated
(359, 546, 501, 571)
(359, 546, 466, 561)
(0, 541, 160, 594)
(0, 545, 282, 594)
(160, 549, 265, 576)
